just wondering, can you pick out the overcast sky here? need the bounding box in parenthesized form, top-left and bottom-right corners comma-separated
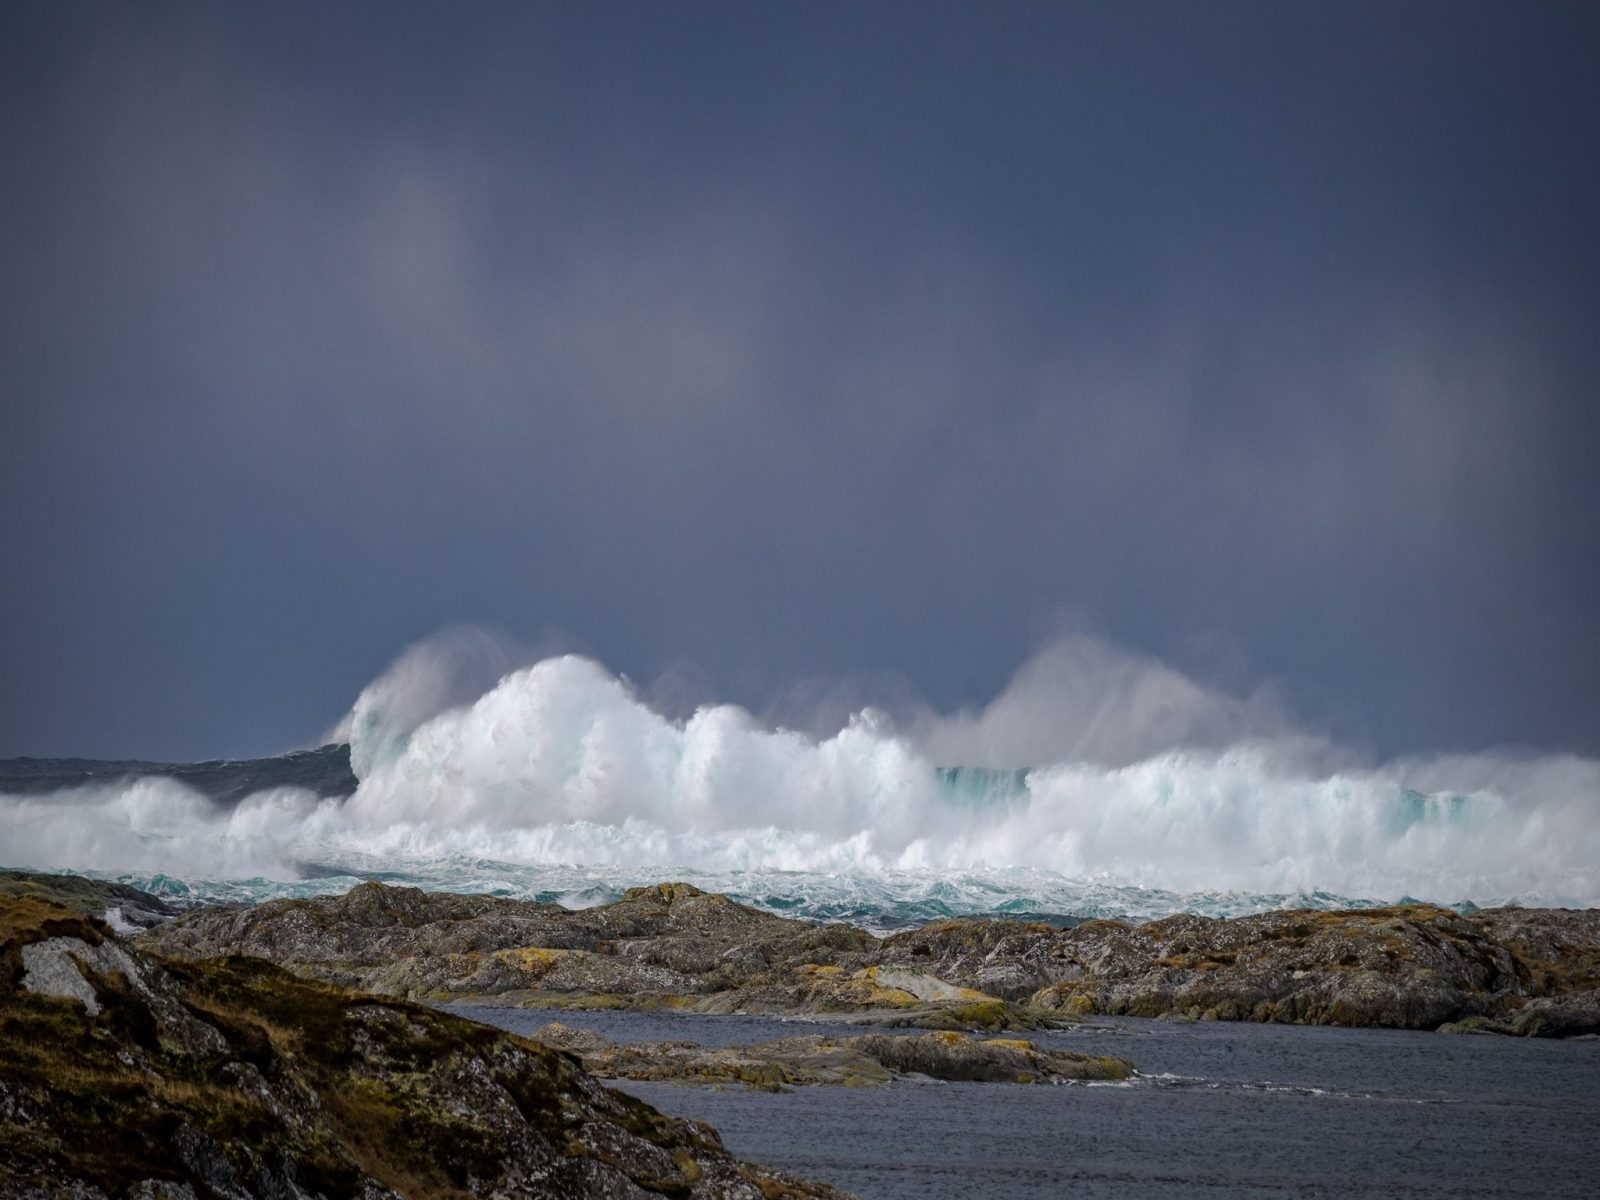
(2, 1, 1597, 762)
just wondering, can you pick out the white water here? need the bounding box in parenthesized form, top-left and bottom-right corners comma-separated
(3, 637, 1596, 924)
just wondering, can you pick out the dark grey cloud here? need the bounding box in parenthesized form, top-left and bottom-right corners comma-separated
(2, 1, 1597, 760)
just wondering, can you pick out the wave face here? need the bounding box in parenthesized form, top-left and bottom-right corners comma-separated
(2, 648, 1597, 927)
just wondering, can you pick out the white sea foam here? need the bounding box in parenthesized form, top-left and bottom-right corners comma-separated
(2, 640, 1596, 921)
(100, 906, 142, 935)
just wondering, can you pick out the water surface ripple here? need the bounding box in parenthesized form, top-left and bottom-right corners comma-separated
(455, 1006, 1600, 1199)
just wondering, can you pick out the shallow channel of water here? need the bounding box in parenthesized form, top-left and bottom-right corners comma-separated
(449, 1005, 1600, 1199)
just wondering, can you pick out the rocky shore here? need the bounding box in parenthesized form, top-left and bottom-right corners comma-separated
(0, 871, 180, 932)
(0, 893, 847, 1199)
(140, 880, 1042, 1031)
(532, 1022, 1132, 1090)
(140, 879, 1600, 1037)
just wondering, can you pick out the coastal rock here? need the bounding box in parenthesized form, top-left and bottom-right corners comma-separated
(1506, 989, 1600, 1038)
(1027, 905, 1600, 1032)
(533, 1022, 1133, 1089)
(0, 872, 179, 932)
(142, 881, 1032, 1027)
(139, 882, 1600, 1036)
(1468, 907, 1600, 995)
(870, 919, 1082, 1000)
(0, 895, 848, 1199)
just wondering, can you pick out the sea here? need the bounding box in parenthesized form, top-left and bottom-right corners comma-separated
(4, 640, 1597, 924)
(453, 1005, 1600, 1200)
(2, 678, 1597, 931)
(4, 643, 1599, 1198)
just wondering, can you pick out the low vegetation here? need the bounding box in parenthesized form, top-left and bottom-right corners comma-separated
(0, 893, 847, 1199)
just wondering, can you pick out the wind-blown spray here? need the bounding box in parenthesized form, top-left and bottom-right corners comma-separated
(2, 634, 1595, 922)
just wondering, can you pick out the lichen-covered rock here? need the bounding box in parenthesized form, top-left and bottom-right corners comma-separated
(138, 882, 1600, 1037)
(1468, 908, 1600, 994)
(140, 882, 1033, 1027)
(1026, 905, 1600, 1033)
(870, 919, 1082, 1000)
(18, 933, 227, 1056)
(0, 872, 179, 932)
(0, 896, 849, 1199)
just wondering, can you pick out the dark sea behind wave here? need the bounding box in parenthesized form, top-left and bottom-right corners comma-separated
(0, 744, 357, 807)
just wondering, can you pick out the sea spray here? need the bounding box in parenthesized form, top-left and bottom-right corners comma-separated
(2, 648, 1596, 921)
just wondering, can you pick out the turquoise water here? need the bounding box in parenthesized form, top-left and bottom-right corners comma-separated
(31, 861, 1454, 932)
(3, 741, 1593, 928)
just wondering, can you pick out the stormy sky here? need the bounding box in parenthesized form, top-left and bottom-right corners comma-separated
(2, 1, 1597, 763)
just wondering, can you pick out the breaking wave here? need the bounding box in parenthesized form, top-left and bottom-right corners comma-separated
(2, 644, 1596, 924)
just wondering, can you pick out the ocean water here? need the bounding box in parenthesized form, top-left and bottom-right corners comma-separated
(6, 636, 1595, 1194)
(2, 648, 1597, 927)
(454, 1006, 1600, 1199)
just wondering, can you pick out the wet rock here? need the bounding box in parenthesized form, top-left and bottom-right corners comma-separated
(1507, 989, 1600, 1037)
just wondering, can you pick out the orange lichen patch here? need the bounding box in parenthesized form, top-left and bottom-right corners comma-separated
(851, 974, 918, 1007)
(840, 966, 1000, 1009)
(492, 946, 568, 973)
(624, 882, 707, 905)
(861, 967, 995, 1004)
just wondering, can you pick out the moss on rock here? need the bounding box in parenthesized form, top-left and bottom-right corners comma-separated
(0, 896, 849, 1199)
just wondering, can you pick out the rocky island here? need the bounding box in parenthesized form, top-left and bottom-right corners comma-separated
(531, 1022, 1131, 1089)
(140, 879, 1600, 1037)
(6, 870, 1600, 1198)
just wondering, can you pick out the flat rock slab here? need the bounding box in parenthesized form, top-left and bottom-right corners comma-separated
(534, 1021, 1134, 1089)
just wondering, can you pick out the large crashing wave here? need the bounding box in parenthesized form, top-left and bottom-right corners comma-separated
(2, 640, 1596, 922)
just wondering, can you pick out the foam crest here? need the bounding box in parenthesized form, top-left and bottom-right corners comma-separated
(347, 656, 941, 851)
(4, 646, 1596, 918)
(331, 652, 1594, 904)
(344, 625, 527, 778)
(0, 776, 315, 879)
